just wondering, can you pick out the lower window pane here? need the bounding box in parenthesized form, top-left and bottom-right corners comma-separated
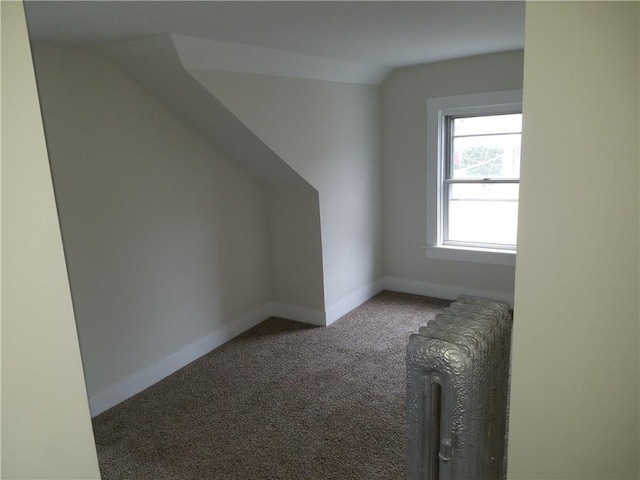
(446, 183, 519, 247)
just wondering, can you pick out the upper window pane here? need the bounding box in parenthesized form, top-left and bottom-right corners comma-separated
(453, 113, 522, 136)
(451, 134, 521, 179)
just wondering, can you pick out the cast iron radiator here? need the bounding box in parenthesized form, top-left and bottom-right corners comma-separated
(406, 296, 513, 480)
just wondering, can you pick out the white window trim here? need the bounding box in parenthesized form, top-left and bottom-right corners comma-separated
(425, 90, 523, 267)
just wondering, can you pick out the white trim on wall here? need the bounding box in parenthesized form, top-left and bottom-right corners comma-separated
(270, 302, 326, 327)
(88, 304, 273, 416)
(89, 300, 328, 416)
(270, 279, 385, 327)
(89, 277, 511, 416)
(381, 276, 514, 307)
(324, 279, 385, 326)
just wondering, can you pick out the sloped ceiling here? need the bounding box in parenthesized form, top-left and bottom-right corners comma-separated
(101, 34, 313, 188)
(25, 1, 525, 72)
(25, 0, 526, 190)
(172, 34, 389, 84)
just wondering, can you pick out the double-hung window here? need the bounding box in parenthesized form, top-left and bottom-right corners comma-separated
(426, 90, 522, 266)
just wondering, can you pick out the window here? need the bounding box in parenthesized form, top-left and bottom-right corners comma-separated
(426, 90, 522, 266)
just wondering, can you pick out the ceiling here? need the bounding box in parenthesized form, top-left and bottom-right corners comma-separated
(24, 1, 525, 70)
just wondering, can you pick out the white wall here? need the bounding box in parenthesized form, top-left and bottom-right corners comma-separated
(100, 34, 326, 322)
(380, 50, 524, 301)
(190, 70, 383, 312)
(32, 45, 273, 403)
(266, 187, 325, 311)
(508, 2, 639, 479)
(0, 3, 100, 478)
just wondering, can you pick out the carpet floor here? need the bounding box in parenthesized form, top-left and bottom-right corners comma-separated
(92, 291, 450, 479)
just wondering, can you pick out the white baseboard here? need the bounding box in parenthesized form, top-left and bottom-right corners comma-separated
(270, 279, 384, 327)
(88, 282, 383, 416)
(325, 279, 385, 326)
(89, 276, 511, 416)
(269, 302, 326, 326)
(380, 276, 514, 307)
(88, 303, 272, 417)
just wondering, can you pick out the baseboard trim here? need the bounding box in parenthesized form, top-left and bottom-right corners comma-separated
(325, 279, 385, 326)
(88, 277, 511, 416)
(380, 276, 514, 307)
(88, 303, 272, 417)
(270, 302, 326, 327)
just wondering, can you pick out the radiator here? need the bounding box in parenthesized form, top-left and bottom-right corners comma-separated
(406, 296, 513, 480)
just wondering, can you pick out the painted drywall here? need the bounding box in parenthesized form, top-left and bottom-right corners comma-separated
(0, 3, 100, 478)
(173, 34, 389, 85)
(508, 2, 639, 479)
(266, 187, 325, 311)
(191, 70, 383, 311)
(380, 50, 524, 302)
(100, 35, 326, 320)
(102, 35, 311, 190)
(32, 44, 273, 399)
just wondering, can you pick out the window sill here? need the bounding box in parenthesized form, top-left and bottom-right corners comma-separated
(424, 245, 516, 267)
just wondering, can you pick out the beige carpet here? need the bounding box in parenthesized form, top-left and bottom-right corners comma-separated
(92, 291, 450, 479)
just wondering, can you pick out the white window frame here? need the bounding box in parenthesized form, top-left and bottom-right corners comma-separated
(425, 90, 523, 267)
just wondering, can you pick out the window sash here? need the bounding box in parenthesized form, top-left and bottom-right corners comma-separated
(445, 115, 522, 181)
(442, 114, 520, 249)
(443, 178, 520, 185)
(441, 180, 519, 250)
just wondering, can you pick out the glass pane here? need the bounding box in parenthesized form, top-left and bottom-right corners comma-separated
(446, 183, 519, 246)
(453, 113, 522, 136)
(451, 134, 521, 179)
